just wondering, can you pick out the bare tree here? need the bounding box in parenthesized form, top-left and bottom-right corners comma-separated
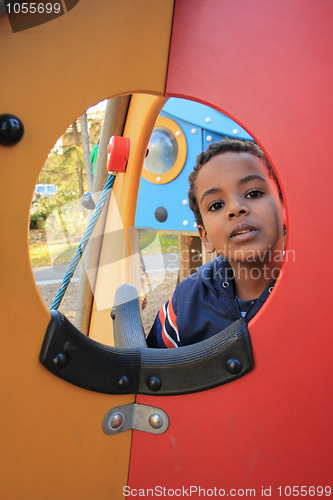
(71, 121, 84, 197)
(80, 112, 93, 192)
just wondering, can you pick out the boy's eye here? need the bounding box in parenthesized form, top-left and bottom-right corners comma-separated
(245, 189, 263, 199)
(208, 201, 224, 211)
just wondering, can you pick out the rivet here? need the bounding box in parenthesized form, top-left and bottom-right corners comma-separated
(149, 413, 163, 429)
(183, 220, 189, 226)
(0, 114, 24, 146)
(233, 128, 239, 135)
(191, 128, 197, 134)
(182, 199, 188, 205)
(206, 135, 213, 142)
(175, 130, 181, 136)
(147, 375, 162, 391)
(52, 352, 68, 369)
(226, 358, 243, 375)
(118, 375, 131, 390)
(110, 307, 116, 320)
(110, 412, 124, 430)
(205, 117, 211, 123)
(156, 176, 162, 182)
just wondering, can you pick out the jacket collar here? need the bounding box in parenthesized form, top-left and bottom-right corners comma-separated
(197, 256, 235, 296)
(197, 255, 275, 300)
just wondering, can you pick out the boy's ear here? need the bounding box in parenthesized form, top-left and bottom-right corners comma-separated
(198, 225, 215, 253)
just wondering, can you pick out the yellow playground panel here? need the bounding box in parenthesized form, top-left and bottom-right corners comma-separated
(0, 1, 174, 498)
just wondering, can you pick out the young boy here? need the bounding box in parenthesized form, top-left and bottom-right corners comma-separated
(146, 138, 285, 348)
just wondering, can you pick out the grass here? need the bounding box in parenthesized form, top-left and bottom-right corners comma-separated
(139, 231, 178, 255)
(29, 242, 77, 267)
(29, 244, 51, 267)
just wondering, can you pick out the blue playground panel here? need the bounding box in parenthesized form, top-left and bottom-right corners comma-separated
(135, 98, 253, 232)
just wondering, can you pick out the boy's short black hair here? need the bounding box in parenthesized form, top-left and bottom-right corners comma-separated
(188, 137, 283, 226)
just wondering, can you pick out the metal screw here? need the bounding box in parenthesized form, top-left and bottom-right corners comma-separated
(149, 413, 163, 429)
(110, 412, 124, 430)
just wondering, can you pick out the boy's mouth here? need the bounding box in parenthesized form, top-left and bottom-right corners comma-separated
(230, 223, 258, 240)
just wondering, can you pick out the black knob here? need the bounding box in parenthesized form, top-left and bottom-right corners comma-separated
(155, 206, 168, 223)
(0, 114, 24, 145)
(118, 375, 131, 390)
(147, 375, 162, 391)
(52, 352, 68, 369)
(226, 358, 243, 374)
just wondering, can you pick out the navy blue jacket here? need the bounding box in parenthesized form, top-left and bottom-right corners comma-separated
(146, 255, 274, 348)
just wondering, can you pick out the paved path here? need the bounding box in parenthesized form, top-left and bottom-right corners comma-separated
(33, 254, 180, 285)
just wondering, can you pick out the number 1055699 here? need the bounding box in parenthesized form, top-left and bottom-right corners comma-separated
(277, 486, 331, 497)
(6, 3, 62, 14)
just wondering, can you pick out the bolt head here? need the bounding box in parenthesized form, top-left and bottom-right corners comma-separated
(110, 412, 124, 430)
(226, 358, 243, 374)
(149, 413, 163, 429)
(52, 352, 68, 369)
(147, 375, 162, 391)
(118, 375, 131, 390)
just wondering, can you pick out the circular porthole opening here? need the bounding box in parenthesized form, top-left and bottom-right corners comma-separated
(142, 116, 187, 184)
(145, 126, 178, 175)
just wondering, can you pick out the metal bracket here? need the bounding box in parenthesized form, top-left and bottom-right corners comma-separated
(102, 403, 169, 435)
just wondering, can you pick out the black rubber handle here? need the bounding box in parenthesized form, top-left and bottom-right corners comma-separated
(112, 284, 148, 348)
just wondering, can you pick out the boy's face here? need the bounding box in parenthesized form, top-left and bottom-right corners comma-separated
(196, 152, 285, 265)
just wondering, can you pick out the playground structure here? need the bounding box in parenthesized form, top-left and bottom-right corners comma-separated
(1, 1, 333, 499)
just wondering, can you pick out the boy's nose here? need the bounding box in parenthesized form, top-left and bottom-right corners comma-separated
(227, 205, 249, 219)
